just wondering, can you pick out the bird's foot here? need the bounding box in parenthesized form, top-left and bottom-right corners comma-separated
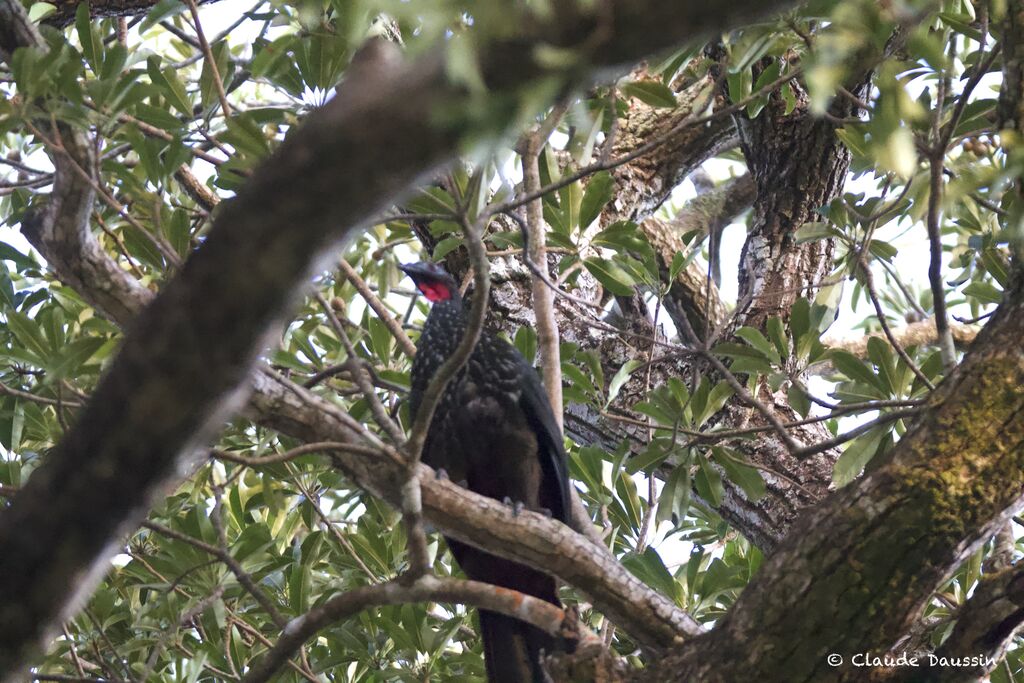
(435, 468, 449, 480)
(538, 507, 552, 518)
(502, 497, 525, 516)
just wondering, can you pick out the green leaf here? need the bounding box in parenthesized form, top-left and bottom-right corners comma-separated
(735, 326, 782, 366)
(866, 336, 897, 395)
(620, 80, 678, 108)
(695, 381, 733, 427)
(0, 243, 35, 270)
(963, 280, 1003, 305)
(578, 171, 614, 230)
(76, 3, 103, 73)
(49, 337, 105, 381)
(7, 311, 51, 360)
(790, 298, 810, 342)
(712, 447, 765, 502)
(584, 257, 635, 296)
(656, 463, 690, 527)
(514, 327, 537, 365)
(147, 57, 192, 116)
(828, 349, 885, 393)
(138, 0, 188, 33)
(833, 427, 886, 487)
(694, 453, 724, 507)
(794, 221, 837, 243)
(766, 316, 788, 361)
(100, 44, 128, 82)
(131, 103, 185, 131)
(222, 113, 271, 158)
(606, 359, 642, 408)
(27, 3, 56, 21)
(787, 383, 811, 418)
(621, 548, 681, 602)
(712, 342, 773, 375)
(431, 236, 462, 261)
(981, 247, 1010, 287)
(200, 41, 232, 108)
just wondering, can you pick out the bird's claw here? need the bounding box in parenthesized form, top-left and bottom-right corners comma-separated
(435, 468, 449, 481)
(502, 497, 525, 516)
(538, 507, 553, 518)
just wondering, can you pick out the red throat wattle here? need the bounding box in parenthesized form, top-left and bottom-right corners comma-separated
(418, 282, 452, 302)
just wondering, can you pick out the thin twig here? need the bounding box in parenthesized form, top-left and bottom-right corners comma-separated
(337, 259, 417, 357)
(792, 407, 921, 459)
(143, 519, 289, 632)
(674, 308, 803, 454)
(26, 120, 182, 267)
(240, 574, 585, 683)
(857, 255, 935, 390)
(519, 101, 569, 429)
(490, 67, 804, 218)
(211, 441, 382, 466)
(287, 471, 379, 578)
(184, 0, 231, 118)
(314, 292, 406, 446)
(0, 381, 83, 407)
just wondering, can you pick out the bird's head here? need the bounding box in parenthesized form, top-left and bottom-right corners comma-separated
(399, 261, 460, 303)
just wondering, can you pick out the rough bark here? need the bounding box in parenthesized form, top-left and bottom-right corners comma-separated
(644, 275, 1024, 682)
(733, 107, 847, 329)
(0, 0, 799, 674)
(606, 75, 739, 224)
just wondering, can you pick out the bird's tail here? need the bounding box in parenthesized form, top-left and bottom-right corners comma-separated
(479, 608, 555, 683)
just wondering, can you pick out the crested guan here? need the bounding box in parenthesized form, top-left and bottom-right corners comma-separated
(400, 261, 570, 683)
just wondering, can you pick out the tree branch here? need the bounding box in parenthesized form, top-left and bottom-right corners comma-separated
(241, 574, 593, 683)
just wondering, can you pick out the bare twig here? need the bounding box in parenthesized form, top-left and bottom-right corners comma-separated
(674, 308, 803, 454)
(337, 259, 417, 357)
(856, 255, 935, 390)
(240, 574, 590, 683)
(792, 406, 921, 459)
(211, 441, 383, 466)
(314, 292, 406, 446)
(0, 381, 83, 408)
(519, 101, 570, 428)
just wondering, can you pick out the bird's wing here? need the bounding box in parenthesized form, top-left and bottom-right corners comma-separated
(516, 358, 572, 524)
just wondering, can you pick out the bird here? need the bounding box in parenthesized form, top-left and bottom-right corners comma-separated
(400, 261, 571, 683)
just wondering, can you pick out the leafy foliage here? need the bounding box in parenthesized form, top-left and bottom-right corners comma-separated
(1, 0, 1022, 679)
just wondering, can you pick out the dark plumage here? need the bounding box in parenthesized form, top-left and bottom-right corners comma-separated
(401, 261, 570, 683)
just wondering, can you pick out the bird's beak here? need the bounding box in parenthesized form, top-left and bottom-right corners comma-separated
(398, 262, 427, 278)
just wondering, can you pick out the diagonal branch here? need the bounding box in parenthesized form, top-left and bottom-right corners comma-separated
(241, 574, 593, 683)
